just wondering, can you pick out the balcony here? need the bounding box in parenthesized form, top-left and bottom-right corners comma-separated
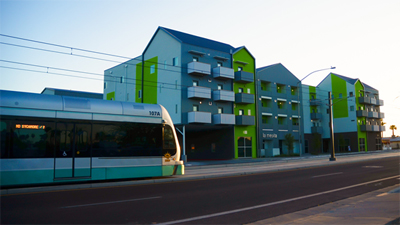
(378, 112, 385, 119)
(213, 114, 235, 125)
(360, 125, 380, 132)
(378, 99, 384, 106)
(212, 66, 234, 80)
(356, 110, 368, 117)
(234, 71, 254, 83)
(380, 126, 386, 132)
(188, 111, 211, 124)
(358, 96, 371, 104)
(213, 90, 235, 102)
(187, 61, 211, 76)
(367, 111, 379, 118)
(235, 93, 255, 104)
(310, 113, 322, 120)
(310, 99, 321, 106)
(311, 126, 323, 134)
(187, 86, 211, 99)
(370, 98, 377, 105)
(236, 115, 255, 126)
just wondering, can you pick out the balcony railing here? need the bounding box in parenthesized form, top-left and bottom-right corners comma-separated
(360, 125, 380, 132)
(212, 90, 235, 102)
(310, 113, 322, 120)
(187, 61, 211, 76)
(378, 99, 384, 106)
(236, 115, 255, 126)
(212, 66, 234, 80)
(234, 71, 254, 83)
(356, 110, 368, 117)
(358, 96, 371, 104)
(188, 111, 211, 124)
(213, 114, 235, 125)
(367, 111, 379, 118)
(310, 99, 321, 106)
(311, 126, 323, 134)
(235, 93, 255, 104)
(380, 126, 386, 132)
(378, 112, 385, 119)
(187, 86, 211, 99)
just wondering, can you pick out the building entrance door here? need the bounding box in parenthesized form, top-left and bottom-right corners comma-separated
(54, 123, 91, 179)
(238, 137, 252, 158)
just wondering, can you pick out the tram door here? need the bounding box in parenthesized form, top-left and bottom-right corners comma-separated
(54, 123, 91, 179)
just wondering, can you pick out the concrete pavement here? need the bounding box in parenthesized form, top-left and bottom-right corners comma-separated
(248, 184, 400, 225)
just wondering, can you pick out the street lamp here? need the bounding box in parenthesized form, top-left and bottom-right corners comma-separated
(297, 66, 335, 157)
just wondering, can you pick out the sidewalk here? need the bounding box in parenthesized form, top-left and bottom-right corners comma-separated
(248, 185, 400, 225)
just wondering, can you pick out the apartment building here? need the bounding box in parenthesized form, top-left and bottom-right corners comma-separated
(104, 27, 257, 159)
(256, 63, 301, 156)
(301, 73, 385, 154)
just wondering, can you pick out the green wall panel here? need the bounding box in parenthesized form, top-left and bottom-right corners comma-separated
(331, 74, 348, 118)
(233, 48, 257, 158)
(355, 80, 367, 151)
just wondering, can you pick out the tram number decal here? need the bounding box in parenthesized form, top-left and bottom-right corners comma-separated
(149, 111, 161, 116)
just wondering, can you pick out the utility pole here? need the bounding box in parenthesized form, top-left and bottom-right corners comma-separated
(328, 91, 336, 161)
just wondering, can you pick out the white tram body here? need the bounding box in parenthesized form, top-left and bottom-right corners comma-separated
(0, 90, 184, 187)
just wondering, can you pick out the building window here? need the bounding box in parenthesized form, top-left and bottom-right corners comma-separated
(193, 80, 199, 86)
(278, 117, 287, 125)
(239, 109, 244, 115)
(104, 82, 107, 89)
(218, 107, 223, 114)
(193, 105, 199, 112)
(193, 57, 198, 62)
(173, 57, 179, 66)
(217, 84, 223, 90)
(150, 64, 155, 74)
(120, 77, 125, 83)
(339, 93, 343, 98)
(138, 90, 142, 99)
(349, 92, 353, 97)
(217, 62, 223, 67)
(376, 138, 382, 150)
(350, 106, 354, 111)
(164, 60, 167, 69)
(248, 109, 251, 115)
(238, 67, 243, 71)
(238, 88, 243, 93)
(261, 81, 271, 91)
(359, 138, 365, 151)
(262, 116, 270, 124)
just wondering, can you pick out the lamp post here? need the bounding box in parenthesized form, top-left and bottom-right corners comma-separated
(297, 66, 335, 156)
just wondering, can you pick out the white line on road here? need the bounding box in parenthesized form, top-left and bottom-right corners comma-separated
(312, 172, 343, 178)
(158, 175, 400, 225)
(62, 196, 161, 208)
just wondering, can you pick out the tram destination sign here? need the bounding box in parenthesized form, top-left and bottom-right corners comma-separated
(15, 124, 46, 129)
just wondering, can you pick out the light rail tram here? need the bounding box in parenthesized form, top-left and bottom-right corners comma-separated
(0, 90, 184, 187)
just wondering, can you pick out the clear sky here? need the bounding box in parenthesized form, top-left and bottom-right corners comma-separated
(0, 0, 399, 137)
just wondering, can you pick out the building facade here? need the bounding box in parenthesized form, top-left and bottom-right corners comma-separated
(104, 27, 257, 159)
(301, 73, 385, 154)
(103, 27, 386, 160)
(256, 63, 301, 156)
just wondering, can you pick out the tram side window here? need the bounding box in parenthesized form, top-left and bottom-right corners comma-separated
(92, 123, 163, 157)
(11, 121, 55, 158)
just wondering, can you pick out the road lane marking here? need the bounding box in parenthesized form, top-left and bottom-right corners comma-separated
(312, 172, 343, 178)
(158, 175, 400, 225)
(61, 196, 161, 208)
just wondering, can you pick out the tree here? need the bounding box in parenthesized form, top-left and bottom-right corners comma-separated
(311, 133, 322, 154)
(390, 125, 397, 137)
(284, 133, 295, 155)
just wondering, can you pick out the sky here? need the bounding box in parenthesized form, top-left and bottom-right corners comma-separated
(0, 0, 399, 137)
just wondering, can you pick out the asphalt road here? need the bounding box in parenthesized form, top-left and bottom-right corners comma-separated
(1, 156, 399, 224)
